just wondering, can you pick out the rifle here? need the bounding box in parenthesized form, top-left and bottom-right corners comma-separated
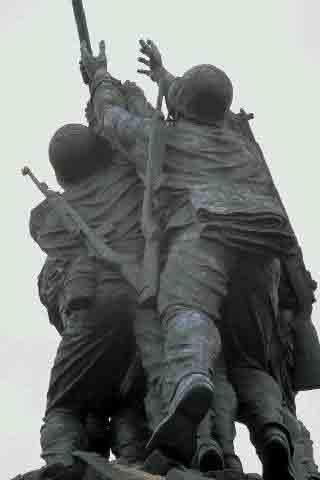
(72, 0, 92, 55)
(139, 80, 166, 307)
(71, 0, 123, 90)
(71, 0, 92, 86)
(22, 166, 140, 289)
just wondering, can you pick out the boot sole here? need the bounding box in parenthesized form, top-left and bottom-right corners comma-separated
(178, 381, 213, 423)
(198, 447, 224, 473)
(147, 382, 213, 455)
(263, 437, 295, 480)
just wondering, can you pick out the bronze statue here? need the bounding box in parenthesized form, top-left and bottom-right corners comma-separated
(22, 88, 161, 478)
(14, 5, 320, 479)
(80, 36, 299, 478)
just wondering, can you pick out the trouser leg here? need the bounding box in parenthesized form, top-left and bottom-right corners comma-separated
(162, 309, 220, 404)
(287, 415, 320, 480)
(41, 266, 137, 467)
(283, 408, 307, 480)
(194, 352, 242, 472)
(233, 368, 288, 448)
(84, 411, 110, 458)
(157, 227, 236, 418)
(147, 308, 221, 462)
(297, 420, 320, 479)
(133, 308, 166, 431)
(110, 404, 150, 464)
(234, 368, 295, 480)
(151, 227, 238, 462)
(211, 354, 238, 458)
(41, 408, 88, 467)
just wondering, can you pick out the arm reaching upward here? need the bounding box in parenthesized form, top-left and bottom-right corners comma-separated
(81, 40, 152, 175)
(138, 39, 176, 103)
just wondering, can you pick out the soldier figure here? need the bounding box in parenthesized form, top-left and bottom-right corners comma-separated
(80, 36, 301, 480)
(17, 17, 319, 478)
(25, 82, 165, 479)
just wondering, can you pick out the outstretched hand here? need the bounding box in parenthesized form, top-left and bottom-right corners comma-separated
(138, 39, 163, 81)
(80, 40, 108, 83)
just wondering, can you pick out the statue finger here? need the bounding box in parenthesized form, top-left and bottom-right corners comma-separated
(139, 39, 152, 55)
(139, 39, 149, 51)
(147, 39, 157, 51)
(79, 60, 90, 84)
(79, 59, 86, 74)
(139, 47, 152, 58)
(99, 40, 106, 59)
(138, 57, 150, 67)
(80, 40, 90, 60)
(139, 48, 150, 58)
(147, 39, 161, 61)
(137, 69, 151, 76)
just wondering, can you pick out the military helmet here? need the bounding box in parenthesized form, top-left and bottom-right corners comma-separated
(49, 123, 113, 184)
(167, 64, 233, 124)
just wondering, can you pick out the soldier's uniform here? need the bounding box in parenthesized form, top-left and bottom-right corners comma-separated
(221, 257, 295, 477)
(277, 268, 320, 480)
(221, 256, 319, 480)
(29, 119, 158, 470)
(87, 63, 297, 470)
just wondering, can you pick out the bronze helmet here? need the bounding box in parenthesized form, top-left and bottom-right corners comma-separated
(49, 123, 113, 184)
(167, 64, 233, 124)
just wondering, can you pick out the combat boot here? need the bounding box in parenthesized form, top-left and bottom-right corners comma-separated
(261, 424, 296, 480)
(147, 310, 220, 463)
(223, 454, 244, 473)
(193, 413, 224, 472)
(110, 405, 150, 465)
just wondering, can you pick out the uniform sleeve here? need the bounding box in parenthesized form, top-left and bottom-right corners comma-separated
(90, 75, 152, 176)
(38, 257, 69, 335)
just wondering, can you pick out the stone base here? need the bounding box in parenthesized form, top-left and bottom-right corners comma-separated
(11, 451, 261, 480)
(75, 452, 261, 480)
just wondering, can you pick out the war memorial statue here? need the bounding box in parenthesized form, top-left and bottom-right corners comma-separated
(12, 1, 320, 480)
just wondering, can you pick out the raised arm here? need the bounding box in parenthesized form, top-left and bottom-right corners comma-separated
(138, 39, 176, 109)
(81, 40, 151, 174)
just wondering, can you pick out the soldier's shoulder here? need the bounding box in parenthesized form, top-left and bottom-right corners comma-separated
(29, 199, 51, 241)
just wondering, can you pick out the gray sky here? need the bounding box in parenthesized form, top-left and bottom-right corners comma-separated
(1, 1, 319, 477)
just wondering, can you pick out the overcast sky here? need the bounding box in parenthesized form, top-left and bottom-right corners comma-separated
(1, 1, 320, 478)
